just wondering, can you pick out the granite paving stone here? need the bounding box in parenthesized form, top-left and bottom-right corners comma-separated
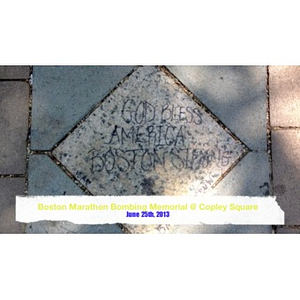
(27, 154, 123, 233)
(31, 66, 135, 150)
(0, 178, 26, 233)
(269, 66, 300, 127)
(167, 66, 267, 151)
(272, 130, 300, 225)
(0, 66, 30, 79)
(0, 82, 29, 174)
(53, 66, 246, 196)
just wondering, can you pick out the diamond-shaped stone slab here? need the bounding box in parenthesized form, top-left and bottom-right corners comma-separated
(53, 66, 247, 197)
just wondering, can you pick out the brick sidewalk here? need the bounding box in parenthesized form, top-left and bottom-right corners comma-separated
(0, 65, 299, 233)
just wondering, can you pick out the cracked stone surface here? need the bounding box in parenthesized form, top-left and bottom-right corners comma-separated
(53, 66, 247, 198)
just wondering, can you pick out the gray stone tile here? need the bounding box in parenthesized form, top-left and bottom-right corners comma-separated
(0, 66, 30, 79)
(0, 82, 29, 174)
(0, 178, 26, 233)
(31, 66, 135, 150)
(276, 226, 300, 234)
(28, 154, 86, 195)
(27, 154, 123, 233)
(272, 129, 300, 225)
(167, 66, 267, 151)
(270, 66, 300, 127)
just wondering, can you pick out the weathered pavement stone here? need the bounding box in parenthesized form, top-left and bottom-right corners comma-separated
(31, 66, 135, 150)
(272, 130, 300, 225)
(269, 66, 300, 127)
(0, 178, 26, 233)
(0, 66, 30, 79)
(0, 82, 29, 174)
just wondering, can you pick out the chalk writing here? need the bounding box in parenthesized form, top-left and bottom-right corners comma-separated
(121, 100, 202, 125)
(88, 147, 232, 174)
(86, 99, 234, 174)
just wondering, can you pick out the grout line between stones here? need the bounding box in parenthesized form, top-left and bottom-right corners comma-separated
(24, 67, 33, 196)
(272, 126, 300, 130)
(0, 78, 30, 82)
(0, 174, 25, 178)
(266, 66, 273, 195)
(267, 66, 277, 233)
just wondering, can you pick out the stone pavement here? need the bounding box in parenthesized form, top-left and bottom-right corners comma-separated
(0, 65, 300, 234)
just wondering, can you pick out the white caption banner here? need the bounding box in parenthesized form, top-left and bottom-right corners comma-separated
(16, 195, 284, 225)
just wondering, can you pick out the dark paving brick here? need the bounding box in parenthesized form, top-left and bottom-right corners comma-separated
(276, 226, 300, 234)
(0, 82, 29, 174)
(0, 178, 26, 233)
(0, 66, 30, 79)
(270, 66, 300, 127)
